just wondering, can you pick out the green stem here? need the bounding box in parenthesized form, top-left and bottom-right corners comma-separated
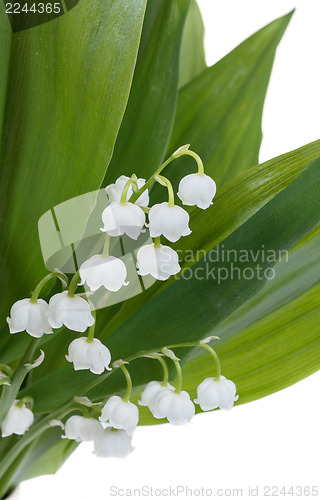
(173, 359, 183, 394)
(129, 153, 177, 204)
(16, 396, 34, 410)
(120, 178, 134, 205)
(87, 309, 96, 343)
(200, 343, 221, 380)
(30, 272, 67, 303)
(181, 149, 204, 175)
(67, 271, 80, 297)
(150, 354, 169, 386)
(166, 341, 221, 380)
(0, 338, 40, 427)
(120, 365, 132, 402)
(102, 234, 111, 258)
(156, 175, 175, 207)
(129, 145, 203, 204)
(154, 237, 161, 248)
(0, 364, 13, 377)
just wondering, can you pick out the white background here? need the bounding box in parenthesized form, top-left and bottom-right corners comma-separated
(18, 1, 320, 498)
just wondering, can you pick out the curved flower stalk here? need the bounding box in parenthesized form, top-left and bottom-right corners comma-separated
(106, 175, 149, 207)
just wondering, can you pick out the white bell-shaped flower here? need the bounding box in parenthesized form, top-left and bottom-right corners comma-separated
(136, 244, 180, 281)
(94, 427, 133, 458)
(178, 173, 216, 209)
(101, 201, 145, 240)
(106, 175, 149, 207)
(152, 390, 195, 424)
(139, 381, 175, 412)
(99, 395, 139, 434)
(64, 415, 102, 442)
(148, 202, 191, 243)
(79, 254, 128, 292)
(1, 400, 34, 437)
(7, 298, 52, 338)
(48, 291, 95, 333)
(66, 337, 111, 374)
(194, 376, 239, 410)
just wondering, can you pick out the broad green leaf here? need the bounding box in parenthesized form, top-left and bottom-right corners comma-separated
(19, 156, 320, 413)
(137, 229, 320, 423)
(179, 0, 206, 88)
(0, 0, 147, 330)
(103, 0, 190, 184)
(11, 429, 77, 485)
(165, 12, 293, 192)
(182, 281, 320, 406)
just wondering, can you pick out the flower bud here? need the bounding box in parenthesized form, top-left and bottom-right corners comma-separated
(94, 427, 133, 458)
(66, 337, 111, 374)
(48, 292, 95, 332)
(148, 202, 191, 243)
(101, 202, 145, 240)
(79, 254, 128, 292)
(194, 376, 239, 411)
(99, 395, 139, 434)
(136, 244, 180, 281)
(152, 390, 195, 425)
(178, 173, 216, 209)
(139, 381, 175, 412)
(1, 400, 34, 437)
(64, 415, 102, 442)
(7, 298, 52, 338)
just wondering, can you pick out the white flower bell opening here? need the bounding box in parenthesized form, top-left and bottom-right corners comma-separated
(195, 376, 239, 410)
(1, 400, 34, 437)
(79, 254, 128, 292)
(139, 381, 175, 413)
(178, 173, 216, 209)
(48, 291, 95, 332)
(152, 390, 195, 424)
(99, 395, 139, 434)
(94, 427, 133, 458)
(136, 243, 180, 280)
(106, 175, 149, 207)
(66, 337, 111, 374)
(148, 202, 191, 243)
(7, 298, 52, 338)
(101, 201, 145, 240)
(64, 415, 102, 442)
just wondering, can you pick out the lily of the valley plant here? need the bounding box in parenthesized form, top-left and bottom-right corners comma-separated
(0, 0, 319, 496)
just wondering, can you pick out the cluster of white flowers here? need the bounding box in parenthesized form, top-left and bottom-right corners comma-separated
(2, 146, 239, 459)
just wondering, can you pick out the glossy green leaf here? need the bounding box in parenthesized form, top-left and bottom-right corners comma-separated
(18, 154, 320, 413)
(103, 0, 190, 184)
(0, 0, 147, 329)
(165, 11, 293, 193)
(137, 227, 320, 423)
(178, 0, 206, 88)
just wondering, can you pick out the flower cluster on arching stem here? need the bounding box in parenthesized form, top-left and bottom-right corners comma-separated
(2, 146, 238, 458)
